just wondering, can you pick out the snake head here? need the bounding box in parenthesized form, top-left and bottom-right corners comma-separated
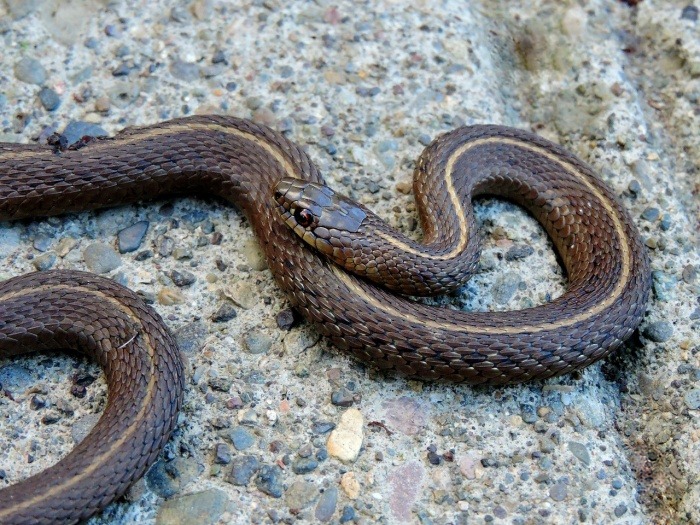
(273, 177, 367, 259)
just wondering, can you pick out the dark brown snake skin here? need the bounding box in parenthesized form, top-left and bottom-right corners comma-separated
(0, 115, 650, 523)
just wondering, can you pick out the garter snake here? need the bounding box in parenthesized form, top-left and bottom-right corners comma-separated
(0, 115, 650, 523)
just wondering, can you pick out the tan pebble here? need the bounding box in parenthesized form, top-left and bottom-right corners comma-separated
(243, 238, 267, 271)
(395, 181, 412, 194)
(94, 96, 110, 112)
(55, 237, 77, 257)
(158, 288, 186, 305)
(340, 472, 360, 499)
(221, 282, 257, 309)
(327, 408, 363, 463)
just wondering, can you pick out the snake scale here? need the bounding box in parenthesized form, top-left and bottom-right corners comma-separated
(0, 115, 650, 523)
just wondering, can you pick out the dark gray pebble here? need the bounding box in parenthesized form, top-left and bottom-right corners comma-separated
(314, 487, 338, 522)
(147, 457, 203, 498)
(331, 388, 354, 407)
(292, 457, 318, 474)
(211, 302, 237, 323)
(505, 244, 535, 261)
(520, 403, 537, 424)
(214, 443, 231, 465)
(229, 455, 260, 486)
(208, 376, 233, 393)
(276, 308, 296, 330)
(255, 464, 284, 498)
(614, 503, 627, 517)
(340, 505, 355, 523)
(682, 264, 697, 284)
(312, 421, 336, 434)
(38, 87, 61, 111)
(641, 207, 660, 221)
(643, 321, 674, 342)
(41, 413, 61, 425)
(681, 5, 698, 20)
(170, 269, 196, 287)
(230, 426, 255, 451)
(61, 121, 109, 145)
(118, 220, 149, 253)
(14, 57, 46, 85)
(112, 63, 132, 77)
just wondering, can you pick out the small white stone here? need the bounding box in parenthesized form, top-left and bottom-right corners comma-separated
(327, 408, 363, 463)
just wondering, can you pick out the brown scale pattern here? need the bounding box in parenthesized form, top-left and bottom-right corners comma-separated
(0, 116, 650, 522)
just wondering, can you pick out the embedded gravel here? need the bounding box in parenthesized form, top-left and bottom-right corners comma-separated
(1, 1, 699, 524)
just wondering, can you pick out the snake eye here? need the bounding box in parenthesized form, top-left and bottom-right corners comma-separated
(294, 208, 314, 228)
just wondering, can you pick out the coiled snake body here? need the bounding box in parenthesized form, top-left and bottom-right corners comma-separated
(0, 116, 650, 523)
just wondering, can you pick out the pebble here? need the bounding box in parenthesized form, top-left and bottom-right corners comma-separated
(614, 503, 628, 517)
(211, 302, 237, 323)
(83, 242, 122, 273)
(214, 443, 231, 465)
(327, 408, 363, 463)
(643, 321, 674, 342)
(223, 281, 258, 309)
(33, 252, 56, 271)
(568, 441, 591, 466)
(314, 487, 338, 522)
(38, 87, 61, 111)
(292, 457, 318, 474)
(229, 455, 259, 486)
(61, 121, 108, 144)
(230, 426, 255, 450)
(14, 57, 46, 85)
(243, 331, 273, 354)
(492, 272, 521, 304)
(285, 480, 317, 509)
(158, 288, 185, 305)
(340, 472, 360, 499)
(505, 244, 534, 261)
(549, 482, 568, 501)
(641, 207, 660, 221)
(156, 489, 229, 525)
(682, 264, 697, 284)
(118, 221, 149, 253)
(276, 308, 296, 330)
(684, 389, 700, 410)
(652, 271, 677, 301)
(340, 505, 355, 523)
(243, 238, 267, 270)
(170, 269, 196, 287)
(331, 388, 355, 407)
(146, 457, 203, 498)
(255, 464, 284, 498)
(681, 5, 699, 20)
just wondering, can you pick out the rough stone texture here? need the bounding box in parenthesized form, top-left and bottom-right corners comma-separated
(0, 1, 698, 524)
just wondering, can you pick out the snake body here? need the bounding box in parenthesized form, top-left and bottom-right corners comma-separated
(0, 115, 650, 523)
